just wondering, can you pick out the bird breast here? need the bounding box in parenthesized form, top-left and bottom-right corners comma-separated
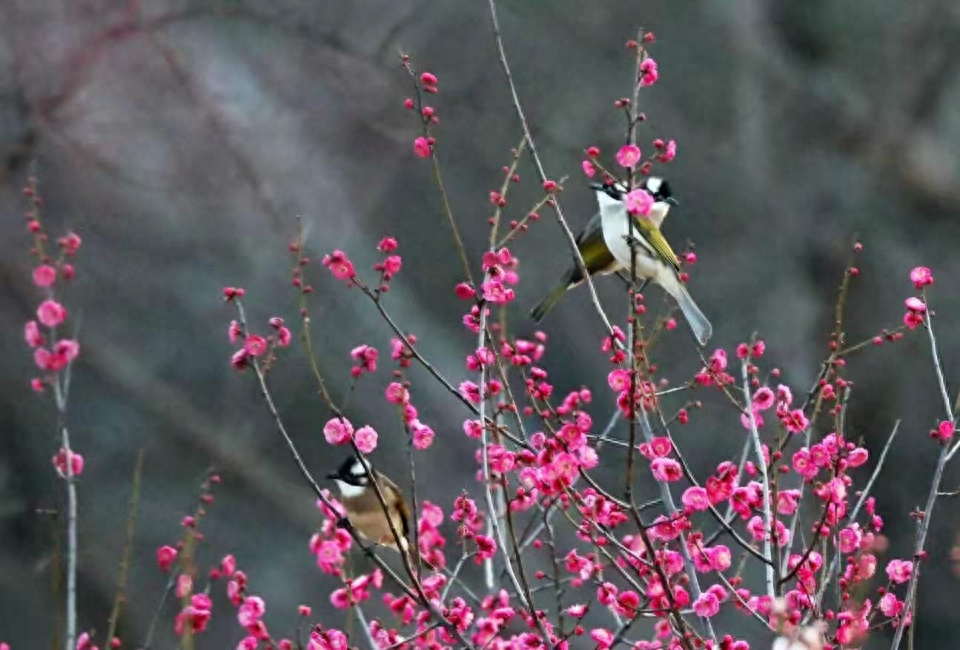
(600, 205, 663, 279)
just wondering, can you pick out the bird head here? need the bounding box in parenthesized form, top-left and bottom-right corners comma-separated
(326, 457, 371, 487)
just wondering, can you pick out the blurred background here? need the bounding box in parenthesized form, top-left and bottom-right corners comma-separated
(3, 0, 960, 647)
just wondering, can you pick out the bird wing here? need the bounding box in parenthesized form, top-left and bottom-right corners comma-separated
(635, 218, 681, 272)
(376, 471, 411, 539)
(572, 213, 616, 281)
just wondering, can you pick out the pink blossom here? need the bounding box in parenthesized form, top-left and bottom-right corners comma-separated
(420, 71, 438, 86)
(321, 250, 355, 282)
(885, 559, 913, 584)
(581, 160, 597, 177)
(454, 282, 475, 299)
(231, 348, 249, 370)
(459, 380, 481, 404)
(33, 264, 57, 287)
(848, 446, 869, 466)
(625, 189, 653, 217)
(658, 139, 677, 163)
(880, 593, 904, 617)
(385, 382, 408, 404)
(31, 378, 45, 392)
(228, 320, 242, 343)
(174, 594, 212, 635)
(839, 525, 863, 554)
(708, 545, 732, 572)
(413, 137, 431, 158)
(76, 633, 93, 650)
(24, 320, 43, 348)
(777, 489, 801, 514)
(323, 418, 353, 445)
(910, 266, 934, 289)
(37, 300, 67, 327)
(935, 420, 955, 442)
(752, 387, 775, 411)
(650, 457, 683, 482)
(157, 545, 179, 572)
(904, 296, 926, 313)
(353, 425, 378, 453)
(710, 348, 728, 372)
(904, 310, 924, 329)
(54, 339, 80, 364)
(176, 574, 193, 598)
(693, 592, 721, 618)
(244, 335, 268, 356)
(566, 603, 587, 618)
(590, 628, 614, 649)
(639, 57, 659, 86)
(350, 345, 379, 373)
(475, 535, 497, 561)
(377, 237, 398, 252)
(52, 447, 84, 478)
(59, 232, 82, 255)
(411, 420, 435, 450)
(615, 144, 642, 168)
(782, 408, 810, 434)
(221, 554, 237, 576)
(237, 595, 266, 626)
(681, 486, 710, 511)
(277, 326, 292, 347)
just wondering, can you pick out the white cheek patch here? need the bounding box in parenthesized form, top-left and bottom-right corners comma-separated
(645, 177, 662, 194)
(594, 191, 624, 214)
(335, 479, 366, 498)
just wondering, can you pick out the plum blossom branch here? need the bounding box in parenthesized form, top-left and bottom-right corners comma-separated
(741, 355, 776, 599)
(890, 300, 953, 650)
(232, 299, 478, 650)
(486, 0, 619, 338)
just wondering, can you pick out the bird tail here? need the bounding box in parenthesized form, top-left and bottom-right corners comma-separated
(530, 276, 573, 323)
(659, 272, 712, 346)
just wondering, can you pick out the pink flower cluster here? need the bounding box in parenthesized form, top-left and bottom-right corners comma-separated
(310, 494, 353, 574)
(228, 314, 291, 369)
(322, 417, 379, 454)
(479, 247, 519, 306)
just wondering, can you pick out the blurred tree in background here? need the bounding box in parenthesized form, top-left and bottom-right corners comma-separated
(2, 0, 960, 647)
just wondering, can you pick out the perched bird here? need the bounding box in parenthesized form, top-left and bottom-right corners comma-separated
(327, 457, 412, 555)
(530, 177, 712, 345)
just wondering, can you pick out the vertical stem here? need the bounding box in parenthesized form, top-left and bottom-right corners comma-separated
(890, 304, 953, 650)
(53, 381, 77, 650)
(741, 358, 776, 599)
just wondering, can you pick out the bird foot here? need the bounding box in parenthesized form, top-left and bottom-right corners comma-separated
(622, 234, 642, 250)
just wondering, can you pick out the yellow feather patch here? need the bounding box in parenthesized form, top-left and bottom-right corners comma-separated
(635, 218, 680, 271)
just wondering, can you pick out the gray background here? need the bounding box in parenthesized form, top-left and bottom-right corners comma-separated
(2, 0, 960, 647)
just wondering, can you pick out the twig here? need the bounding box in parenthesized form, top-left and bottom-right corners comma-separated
(234, 301, 477, 650)
(106, 450, 145, 643)
(52, 381, 77, 650)
(486, 0, 618, 338)
(741, 356, 776, 599)
(812, 420, 900, 610)
(890, 304, 953, 650)
(351, 604, 378, 650)
(382, 622, 443, 650)
(638, 411, 718, 642)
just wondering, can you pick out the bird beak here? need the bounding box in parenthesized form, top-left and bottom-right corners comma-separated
(665, 197, 680, 207)
(589, 183, 604, 191)
(326, 472, 339, 480)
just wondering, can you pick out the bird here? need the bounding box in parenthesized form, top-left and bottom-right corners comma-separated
(529, 177, 712, 346)
(327, 457, 413, 556)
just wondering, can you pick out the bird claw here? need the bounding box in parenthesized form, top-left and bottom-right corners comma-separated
(622, 234, 642, 250)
